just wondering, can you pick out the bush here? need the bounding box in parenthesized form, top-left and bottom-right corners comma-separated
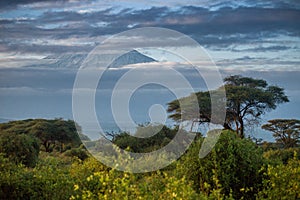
(71, 170, 201, 200)
(0, 132, 40, 167)
(0, 154, 74, 200)
(0, 121, 298, 199)
(263, 148, 300, 165)
(257, 154, 300, 199)
(64, 146, 89, 160)
(176, 130, 264, 199)
(112, 125, 177, 153)
(0, 119, 85, 153)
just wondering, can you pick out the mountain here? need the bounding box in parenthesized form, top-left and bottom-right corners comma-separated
(45, 54, 87, 69)
(25, 54, 88, 69)
(108, 50, 156, 68)
(25, 50, 156, 69)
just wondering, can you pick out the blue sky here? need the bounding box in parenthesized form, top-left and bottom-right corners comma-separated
(0, 0, 299, 140)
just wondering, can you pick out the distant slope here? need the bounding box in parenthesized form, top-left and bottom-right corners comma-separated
(25, 50, 156, 69)
(0, 118, 11, 123)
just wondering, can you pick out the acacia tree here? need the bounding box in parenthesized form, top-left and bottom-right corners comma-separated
(29, 119, 82, 152)
(0, 119, 83, 152)
(29, 120, 56, 152)
(167, 75, 289, 138)
(224, 75, 289, 137)
(262, 119, 300, 148)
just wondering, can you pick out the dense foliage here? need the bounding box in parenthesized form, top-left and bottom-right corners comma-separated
(0, 118, 85, 153)
(112, 125, 178, 153)
(257, 155, 300, 199)
(176, 130, 264, 199)
(0, 132, 39, 167)
(0, 120, 299, 199)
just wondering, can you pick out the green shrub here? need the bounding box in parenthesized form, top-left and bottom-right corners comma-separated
(257, 154, 300, 199)
(263, 148, 300, 165)
(71, 170, 201, 200)
(177, 130, 264, 199)
(0, 119, 85, 153)
(1, 121, 298, 200)
(0, 132, 40, 167)
(112, 125, 177, 153)
(64, 146, 89, 160)
(0, 154, 74, 200)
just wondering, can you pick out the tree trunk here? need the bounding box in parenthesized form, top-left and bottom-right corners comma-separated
(44, 141, 50, 152)
(239, 117, 244, 138)
(223, 122, 233, 131)
(234, 119, 240, 136)
(60, 142, 64, 153)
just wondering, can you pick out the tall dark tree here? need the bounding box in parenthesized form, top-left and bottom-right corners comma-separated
(262, 119, 300, 148)
(224, 75, 289, 137)
(167, 75, 289, 138)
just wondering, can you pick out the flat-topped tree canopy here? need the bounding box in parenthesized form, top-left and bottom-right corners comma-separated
(167, 75, 289, 138)
(262, 119, 300, 148)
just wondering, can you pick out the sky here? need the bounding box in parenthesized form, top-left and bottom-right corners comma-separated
(0, 0, 299, 140)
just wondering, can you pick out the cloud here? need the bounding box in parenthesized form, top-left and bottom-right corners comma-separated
(4, 0, 298, 10)
(0, 86, 40, 95)
(231, 45, 294, 52)
(216, 57, 300, 71)
(2, 6, 299, 40)
(1, 67, 299, 121)
(0, 0, 93, 10)
(0, 0, 299, 124)
(0, 2, 299, 72)
(0, 0, 57, 8)
(0, 68, 76, 89)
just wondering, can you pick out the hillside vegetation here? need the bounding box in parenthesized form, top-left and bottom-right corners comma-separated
(0, 119, 299, 199)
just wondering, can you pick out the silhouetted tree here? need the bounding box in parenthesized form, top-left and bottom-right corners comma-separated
(168, 75, 289, 138)
(262, 119, 300, 148)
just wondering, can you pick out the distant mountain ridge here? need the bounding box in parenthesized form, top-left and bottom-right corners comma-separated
(25, 50, 157, 69)
(108, 50, 156, 68)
